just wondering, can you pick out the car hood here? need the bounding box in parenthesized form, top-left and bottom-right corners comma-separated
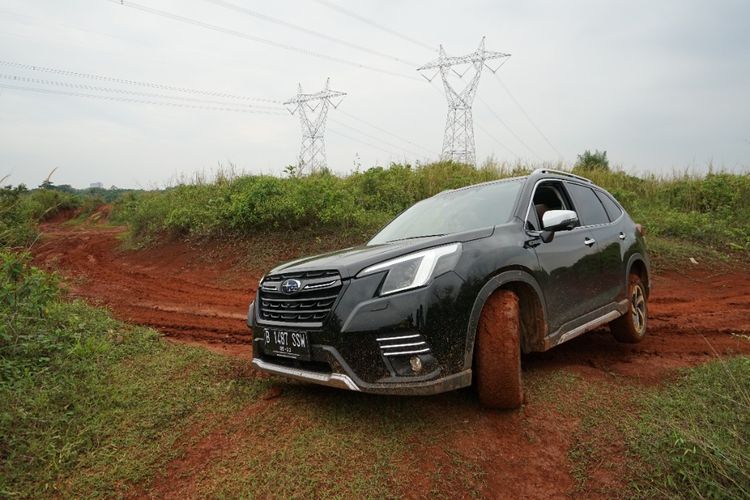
(267, 226, 494, 279)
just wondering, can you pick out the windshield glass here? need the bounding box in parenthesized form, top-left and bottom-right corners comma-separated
(369, 178, 524, 245)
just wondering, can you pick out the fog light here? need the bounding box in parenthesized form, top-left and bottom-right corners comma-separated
(410, 356, 423, 373)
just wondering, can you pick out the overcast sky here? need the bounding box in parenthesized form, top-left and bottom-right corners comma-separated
(1, 0, 749, 188)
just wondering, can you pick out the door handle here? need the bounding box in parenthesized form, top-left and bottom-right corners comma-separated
(584, 237, 596, 247)
(618, 232, 626, 240)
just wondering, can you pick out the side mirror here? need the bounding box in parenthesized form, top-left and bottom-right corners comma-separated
(542, 210, 578, 232)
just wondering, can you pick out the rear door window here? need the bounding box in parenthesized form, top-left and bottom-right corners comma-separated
(594, 190, 623, 222)
(565, 183, 609, 226)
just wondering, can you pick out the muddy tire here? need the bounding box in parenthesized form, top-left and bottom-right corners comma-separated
(610, 274, 648, 343)
(474, 289, 523, 409)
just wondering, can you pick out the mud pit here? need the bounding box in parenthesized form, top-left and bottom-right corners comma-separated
(32, 221, 750, 498)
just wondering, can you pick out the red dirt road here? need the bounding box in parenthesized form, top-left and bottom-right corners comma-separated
(34, 223, 259, 357)
(31, 221, 750, 498)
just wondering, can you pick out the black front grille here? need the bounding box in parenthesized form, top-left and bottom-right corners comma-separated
(266, 270, 339, 280)
(258, 270, 342, 323)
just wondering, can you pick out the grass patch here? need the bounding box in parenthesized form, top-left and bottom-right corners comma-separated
(537, 356, 750, 498)
(644, 235, 734, 272)
(188, 386, 487, 498)
(0, 252, 270, 497)
(627, 356, 750, 498)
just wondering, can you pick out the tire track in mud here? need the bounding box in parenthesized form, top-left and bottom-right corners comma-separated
(33, 224, 259, 356)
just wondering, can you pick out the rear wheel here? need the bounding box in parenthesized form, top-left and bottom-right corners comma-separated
(610, 274, 648, 343)
(474, 289, 523, 409)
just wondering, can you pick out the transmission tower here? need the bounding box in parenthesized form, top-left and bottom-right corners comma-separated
(418, 37, 510, 165)
(284, 78, 346, 174)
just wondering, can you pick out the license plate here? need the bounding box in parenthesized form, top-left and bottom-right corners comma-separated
(262, 328, 311, 360)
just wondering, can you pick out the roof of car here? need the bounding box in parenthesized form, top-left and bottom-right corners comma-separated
(528, 168, 593, 183)
(436, 168, 593, 197)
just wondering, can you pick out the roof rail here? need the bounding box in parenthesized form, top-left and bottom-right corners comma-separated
(530, 168, 592, 183)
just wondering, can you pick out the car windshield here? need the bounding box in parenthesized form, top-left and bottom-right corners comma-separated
(369, 178, 525, 245)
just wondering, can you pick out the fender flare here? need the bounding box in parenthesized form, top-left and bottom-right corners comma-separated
(625, 252, 650, 293)
(463, 270, 548, 370)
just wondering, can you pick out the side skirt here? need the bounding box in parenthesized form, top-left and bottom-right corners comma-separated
(543, 299, 629, 350)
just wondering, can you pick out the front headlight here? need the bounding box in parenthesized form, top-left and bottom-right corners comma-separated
(357, 243, 462, 296)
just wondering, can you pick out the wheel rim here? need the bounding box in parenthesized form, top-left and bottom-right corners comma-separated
(631, 284, 646, 334)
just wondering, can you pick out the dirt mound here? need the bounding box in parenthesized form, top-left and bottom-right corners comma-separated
(86, 204, 112, 224)
(43, 207, 79, 224)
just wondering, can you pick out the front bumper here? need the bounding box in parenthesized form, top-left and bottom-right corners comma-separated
(251, 357, 472, 395)
(249, 270, 473, 395)
(252, 357, 360, 391)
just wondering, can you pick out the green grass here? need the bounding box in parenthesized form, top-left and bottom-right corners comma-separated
(0, 252, 272, 497)
(179, 387, 489, 498)
(1, 186, 73, 247)
(526, 356, 750, 499)
(626, 356, 750, 498)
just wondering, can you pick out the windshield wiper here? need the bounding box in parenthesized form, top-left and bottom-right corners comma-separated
(387, 234, 446, 243)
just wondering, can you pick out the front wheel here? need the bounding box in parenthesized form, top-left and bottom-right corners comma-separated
(474, 289, 523, 409)
(610, 274, 648, 343)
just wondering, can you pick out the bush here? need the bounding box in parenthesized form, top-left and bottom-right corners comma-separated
(0, 185, 83, 247)
(0, 186, 37, 247)
(573, 150, 610, 173)
(111, 162, 526, 242)
(109, 161, 750, 256)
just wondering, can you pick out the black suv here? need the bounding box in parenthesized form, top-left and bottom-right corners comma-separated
(247, 169, 650, 408)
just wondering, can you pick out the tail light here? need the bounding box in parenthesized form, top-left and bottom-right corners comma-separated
(635, 224, 646, 236)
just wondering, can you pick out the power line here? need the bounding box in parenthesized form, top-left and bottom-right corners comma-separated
(477, 96, 543, 161)
(0, 60, 281, 104)
(329, 117, 426, 159)
(335, 109, 436, 155)
(492, 72, 563, 159)
(312, 0, 435, 53)
(0, 73, 283, 110)
(107, 0, 422, 83)
(200, 0, 418, 67)
(475, 121, 521, 160)
(328, 127, 403, 159)
(0, 82, 287, 115)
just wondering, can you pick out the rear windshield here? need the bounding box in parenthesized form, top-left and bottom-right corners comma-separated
(369, 179, 524, 244)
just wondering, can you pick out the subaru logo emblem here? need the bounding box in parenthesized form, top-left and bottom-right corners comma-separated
(281, 279, 302, 295)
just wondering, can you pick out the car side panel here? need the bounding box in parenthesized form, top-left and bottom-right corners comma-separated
(589, 220, 626, 305)
(531, 226, 602, 332)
